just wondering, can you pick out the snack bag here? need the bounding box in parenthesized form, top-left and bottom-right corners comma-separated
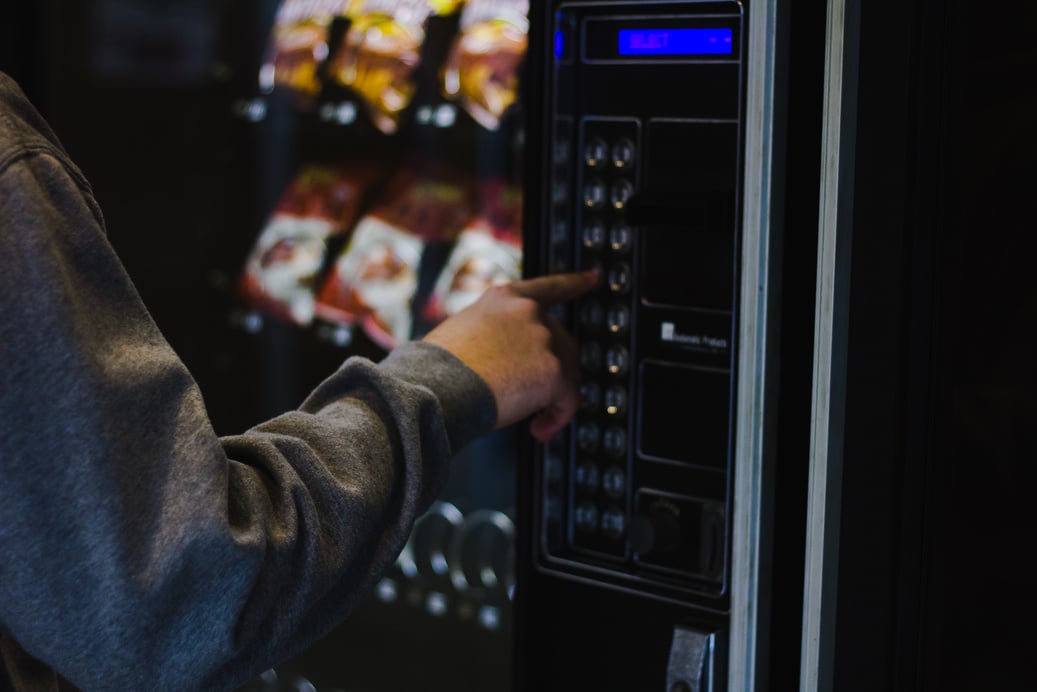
(441, 0, 529, 130)
(327, 0, 463, 133)
(422, 179, 522, 324)
(237, 163, 385, 325)
(259, 0, 352, 105)
(315, 161, 476, 348)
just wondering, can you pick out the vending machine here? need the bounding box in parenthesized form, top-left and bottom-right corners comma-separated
(513, 0, 824, 689)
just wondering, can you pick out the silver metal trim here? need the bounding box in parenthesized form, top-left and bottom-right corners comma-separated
(729, 0, 778, 688)
(800, 0, 860, 690)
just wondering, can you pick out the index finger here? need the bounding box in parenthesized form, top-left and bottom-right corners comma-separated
(510, 270, 600, 306)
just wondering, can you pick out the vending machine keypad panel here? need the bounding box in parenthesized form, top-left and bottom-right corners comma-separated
(537, 0, 745, 611)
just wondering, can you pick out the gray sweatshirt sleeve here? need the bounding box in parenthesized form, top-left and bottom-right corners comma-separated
(0, 103, 497, 690)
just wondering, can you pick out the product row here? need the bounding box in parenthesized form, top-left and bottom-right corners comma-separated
(237, 158, 522, 350)
(262, 0, 529, 133)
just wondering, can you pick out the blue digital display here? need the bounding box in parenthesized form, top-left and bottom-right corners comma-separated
(618, 28, 733, 56)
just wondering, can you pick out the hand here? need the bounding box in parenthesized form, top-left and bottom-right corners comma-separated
(423, 270, 599, 441)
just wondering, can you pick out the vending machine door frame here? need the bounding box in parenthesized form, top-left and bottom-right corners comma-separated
(729, 0, 789, 687)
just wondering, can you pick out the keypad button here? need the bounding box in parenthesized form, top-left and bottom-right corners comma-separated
(579, 300, 604, 330)
(574, 501, 599, 533)
(610, 179, 635, 210)
(552, 182, 568, 206)
(602, 465, 626, 498)
(579, 381, 602, 412)
(612, 138, 636, 168)
(584, 137, 607, 168)
(601, 506, 626, 540)
(544, 454, 565, 485)
(576, 420, 600, 452)
(583, 179, 607, 209)
(608, 263, 632, 294)
(605, 345, 628, 376)
(549, 303, 569, 324)
(604, 386, 627, 416)
(580, 341, 603, 372)
(582, 219, 606, 251)
(574, 461, 600, 495)
(609, 224, 633, 253)
(551, 220, 568, 242)
(553, 140, 571, 166)
(602, 427, 627, 458)
(606, 304, 630, 335)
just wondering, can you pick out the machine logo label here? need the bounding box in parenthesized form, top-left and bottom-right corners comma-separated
(660, 321, 728, 351)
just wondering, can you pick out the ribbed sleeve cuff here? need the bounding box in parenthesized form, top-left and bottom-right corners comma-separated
(378, 341, 498, 454)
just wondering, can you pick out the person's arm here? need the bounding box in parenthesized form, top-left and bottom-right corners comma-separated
(0, 145, 591, 690)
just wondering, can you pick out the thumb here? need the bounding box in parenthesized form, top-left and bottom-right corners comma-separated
(529, 390, 581, 442)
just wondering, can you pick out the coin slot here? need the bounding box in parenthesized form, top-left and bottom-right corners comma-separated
(633, 491, 725, 582)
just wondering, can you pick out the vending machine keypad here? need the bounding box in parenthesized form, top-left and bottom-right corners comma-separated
(569, 117, 641, 559)
(537, 0, 745, 611)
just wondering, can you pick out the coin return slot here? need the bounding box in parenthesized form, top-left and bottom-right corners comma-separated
(633, 492, 725, 582)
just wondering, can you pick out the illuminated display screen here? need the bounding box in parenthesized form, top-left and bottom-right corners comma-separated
(618, 28, 733, 56)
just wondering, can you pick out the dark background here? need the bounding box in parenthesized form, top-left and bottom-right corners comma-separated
(833, 1, 1037, 690)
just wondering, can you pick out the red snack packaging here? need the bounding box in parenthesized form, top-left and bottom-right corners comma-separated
(441, 0, 529, 130)
(315, 160, 476, 348)
(259, 0, 352, 106)
(237, 163, 385, 325)
(422, 179, 523, 324)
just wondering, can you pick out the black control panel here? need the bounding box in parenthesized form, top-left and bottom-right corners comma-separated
(535, 0, 745, 612)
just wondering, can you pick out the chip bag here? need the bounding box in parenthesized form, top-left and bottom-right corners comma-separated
(237, 163, 385, 325)
(327, 0, 462, 133)
(441, 0, 529, 130)
(259, 0, 352, 105)
(422, 179, 522, 324)
(315, 160, 476, 348)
